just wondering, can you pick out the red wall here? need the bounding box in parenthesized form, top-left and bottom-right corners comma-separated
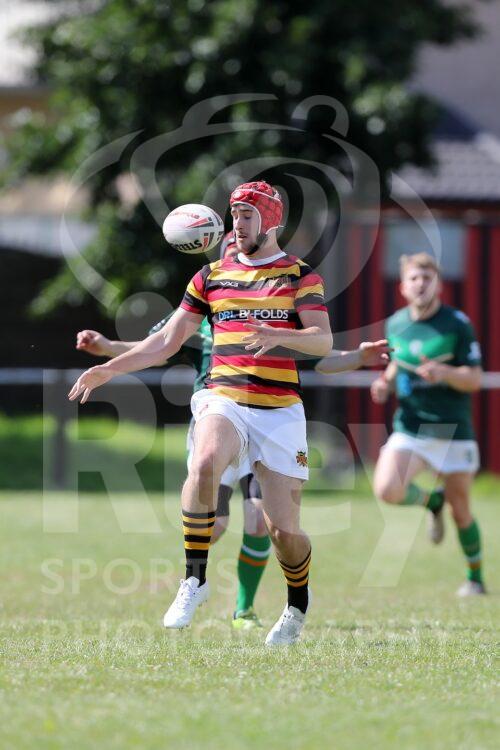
(464, 224, 500, 472)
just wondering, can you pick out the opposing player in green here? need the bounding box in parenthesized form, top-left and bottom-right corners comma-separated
(370, 253, 486, 596)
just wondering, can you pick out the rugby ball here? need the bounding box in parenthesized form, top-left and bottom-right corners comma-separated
(162, 204, 224, 254)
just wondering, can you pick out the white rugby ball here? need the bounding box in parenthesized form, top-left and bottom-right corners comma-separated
(162, 204, 224, 254)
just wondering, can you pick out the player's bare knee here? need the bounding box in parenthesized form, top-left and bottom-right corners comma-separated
(374, 481, 404, 504)
(190, 452, 219, 483)
(266, 525, 297, 551)
(187, 470, 217, 498)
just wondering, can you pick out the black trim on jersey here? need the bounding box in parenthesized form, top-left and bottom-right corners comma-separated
(295, 292, 327, 309)
(182, 290, 210, 316)
(208, 373, 301, 393)
(205, 276, 301, 294)
(211, 344, 303, 360)
(205, 389, 291, 410)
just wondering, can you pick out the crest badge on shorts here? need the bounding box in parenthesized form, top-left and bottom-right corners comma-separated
(296, 450, 308, 467)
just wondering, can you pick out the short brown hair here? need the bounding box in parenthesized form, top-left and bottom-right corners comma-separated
(399, 252, 441, 280)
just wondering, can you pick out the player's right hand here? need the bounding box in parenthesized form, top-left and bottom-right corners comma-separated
(76, 330, 110, 357)
(68, 365, 114, 404)
(370, 376, 390, 404)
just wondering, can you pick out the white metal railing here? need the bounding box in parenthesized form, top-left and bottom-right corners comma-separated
(1, 368, 500, 388)
(1, 367, 498, 490)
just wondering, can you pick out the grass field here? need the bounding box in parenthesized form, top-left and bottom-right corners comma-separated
(1, 484, 498, 749)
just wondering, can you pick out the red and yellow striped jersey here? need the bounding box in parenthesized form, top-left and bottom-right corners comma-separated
(180, 253, 327, 408)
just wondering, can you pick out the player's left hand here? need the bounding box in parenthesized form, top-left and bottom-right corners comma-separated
(68, 365, 114, 404)
(76, 329, 110, 357)
(242, 316, 284, 357)
(416, 356, 449, 383)
(358, 340, 393, 367)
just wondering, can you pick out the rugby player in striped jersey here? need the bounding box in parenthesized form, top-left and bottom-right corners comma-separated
(69, 182, 389, 644)
(75, 235, 272, 631)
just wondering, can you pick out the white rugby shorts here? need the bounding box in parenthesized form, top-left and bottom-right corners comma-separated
(383, 431, 480, 475)
(189, 389, 309, 481)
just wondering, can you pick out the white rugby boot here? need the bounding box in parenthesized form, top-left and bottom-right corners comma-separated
(456, 580, 487, 597)
(265, 604, 307, 646)
(163, 577, 209, 628)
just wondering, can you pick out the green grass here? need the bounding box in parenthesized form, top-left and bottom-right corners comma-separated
(0, 414, 365, 493)
(0, 414, 190, 492)
(2, 414, 500, 497)
(0, 491, 498, 749)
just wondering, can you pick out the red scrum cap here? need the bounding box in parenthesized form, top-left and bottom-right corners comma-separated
(229, 181, 283, 239)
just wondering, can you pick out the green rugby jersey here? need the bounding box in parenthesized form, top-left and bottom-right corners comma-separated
(386, 304, 482, 440)
(149, 314, 212, 394)
(193, 317, 212, 393)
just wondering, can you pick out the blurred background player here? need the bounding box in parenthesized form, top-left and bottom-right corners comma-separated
(370, 253, 485, 596)
(76, 232, 271, 630)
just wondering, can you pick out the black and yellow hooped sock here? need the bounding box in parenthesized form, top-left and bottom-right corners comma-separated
(182, 509, 215, 585)
(278, 548, 311, 614)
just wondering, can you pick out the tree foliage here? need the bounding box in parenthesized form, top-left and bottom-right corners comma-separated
(4, 0, 480, 314)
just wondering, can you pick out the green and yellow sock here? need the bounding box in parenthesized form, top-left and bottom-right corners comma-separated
(458, 519, 483, 583)
(401, 483, 444, 513)
(235, 532, 271, 615)
(182, 509, 215, 585)
(278, 547, 311, 615)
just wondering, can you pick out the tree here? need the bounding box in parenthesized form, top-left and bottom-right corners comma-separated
(3, 0, 481, 314)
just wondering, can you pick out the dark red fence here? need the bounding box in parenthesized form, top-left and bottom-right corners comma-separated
(335, 220, 500, 473)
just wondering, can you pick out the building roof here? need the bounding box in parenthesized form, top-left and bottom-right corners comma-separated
(411, 1, 500, 141)
(393, 108, 500, 203)
(0, 178, 93, 257)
